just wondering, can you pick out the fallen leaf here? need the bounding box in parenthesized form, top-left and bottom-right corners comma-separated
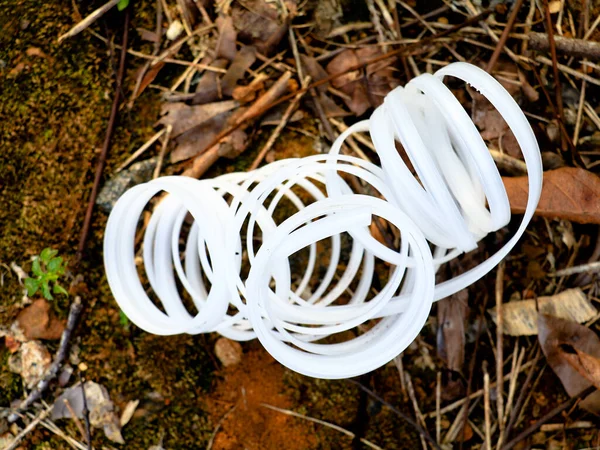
(560, 345, 600, 390)
(53, 381, 125, 444)
(538, 314, 600, 413)
(489, 289, 597, 336)
(156, 100, 238, 137)
(231, 0, 293, 55)
(15, 299, 66, 340)
(437, 289, 468, 374)
(300, 55, 329, 93)
(191, 58, 229, 105)
(216, 15, 238, 60)
(170, 110, 233, 163)
(221, 45, 257, 96)
(133, 62, 165, 101)
(136, 27, 159, 42)
(326, 47, 399, 115)
(504, 167, 600, 224)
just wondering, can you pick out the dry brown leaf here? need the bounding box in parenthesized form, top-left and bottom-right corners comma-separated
(133, 62, 165, 101)
(300, 55, 329, 93)
(16, 299, 66, 340)
(221, 45, 256, 96)
(157, 100, 238, 137)
(504, 167, 600, 224)
(326, 48, 399, 115)
(560, 345, 600, 390)
(231, 0, 293, 55)
(538, 314, 600, 413)
(437, 289, 468, 374)
(192, 58, 228, 105)
(170, 110, 233, 163)
(489, 288, 597, 336)
(216, 15, 237, 61)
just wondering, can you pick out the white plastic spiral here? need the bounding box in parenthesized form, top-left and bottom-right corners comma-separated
(103, 62, 542, 379)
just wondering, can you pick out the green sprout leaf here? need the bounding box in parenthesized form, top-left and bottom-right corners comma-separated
(119, 310, 130, 328)
(24, 278, 40, 296)
(41, 281, 53, 300)
(117, 0, 129, 11)
(48, 257, 63, 273)
(32, 257, 43, 277)
(53, 284, 68, 297)
(40, 248, 57, 264)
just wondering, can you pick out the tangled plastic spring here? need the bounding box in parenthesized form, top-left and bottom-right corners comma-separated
(104, 63, 543, 379)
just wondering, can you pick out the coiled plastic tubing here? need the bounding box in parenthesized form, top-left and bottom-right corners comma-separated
(104, 63, 543, 379)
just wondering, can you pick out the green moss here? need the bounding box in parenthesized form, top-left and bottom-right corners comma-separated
(0, 349, 21, 406)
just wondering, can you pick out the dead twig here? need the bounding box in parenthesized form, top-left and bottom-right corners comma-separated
(486, 0, 524, 73)
(483, 363, 492, 450)
(183, 71, 293, 178)
(249, 76, 311, 170)
(153, 124, 173, 178)
(9, 297, 84, 423)
(502, 385, 597, 450)
(77, 9, 130, 261)
(348, 380, 442, 450)
(64, 399, 87, 442)
(5, 406, 53, 450)
(183, 8, 493, 178)
(495, 262, 505, 447)
(529, 32, 600, 59)
(58, 0, 121, 42)
(261, 403, 383, 450)
(79, 375, 92, 450)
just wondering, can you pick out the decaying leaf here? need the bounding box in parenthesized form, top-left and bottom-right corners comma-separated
(489, 288, 597, 336)
(437, 289, 468, 374)
(231, 0, 294, 55)
(15, 299, 65, 340)
(157, 100, 238, 137)
(191, 58, 228, 105)
(53, 381, 125, 444)
(538, 314, 600, 413)
(504, 167, 600, 224)
(8, 340, 52, 388)
(221, 45, 257, 96)
(216, 15, 237, 60)
(560, 345, 600, 390)
(300, 55, 329, 93)
(326, 47, 399, 115)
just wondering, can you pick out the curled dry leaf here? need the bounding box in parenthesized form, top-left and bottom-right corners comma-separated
(538, 314, 600, 414)
(157, 100, 239, 137)
(326, 47, 399, 115)
(489, 288, 597, 336)
(560, 345, 600, 390)
(504, 167, 600, 224)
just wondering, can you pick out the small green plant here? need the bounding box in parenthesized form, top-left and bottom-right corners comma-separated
(24, 248, 68, 300)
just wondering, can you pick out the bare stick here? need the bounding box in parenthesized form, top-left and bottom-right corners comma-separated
(77, 10, 130, 261)
(502, 385, 597, 450)
(249, 76, 311, 170)
(116, 128, 166, 172)
(5, 406, 52, 450)
(406, 373, 428, 450)
(495, 262, 505, 446)
(9, 297, 84, 422)
(424, 360, 535, 418)
(436, 372, 441, 445)
(261, 403, 383, 450)
(486, 0, 524, 73)
(64, 399, 87, 442)
(529, 32, 600, 59)
(58, 0, 121, 42)
(551, 261, 600, 277)
(207, 404, 237, 450)
(483, 364, 492, 450)
(79, 376, 92, 450)
(153, 124, 173, 179)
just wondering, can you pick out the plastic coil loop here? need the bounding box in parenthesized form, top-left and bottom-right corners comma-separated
(104, 62, 543, 379)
